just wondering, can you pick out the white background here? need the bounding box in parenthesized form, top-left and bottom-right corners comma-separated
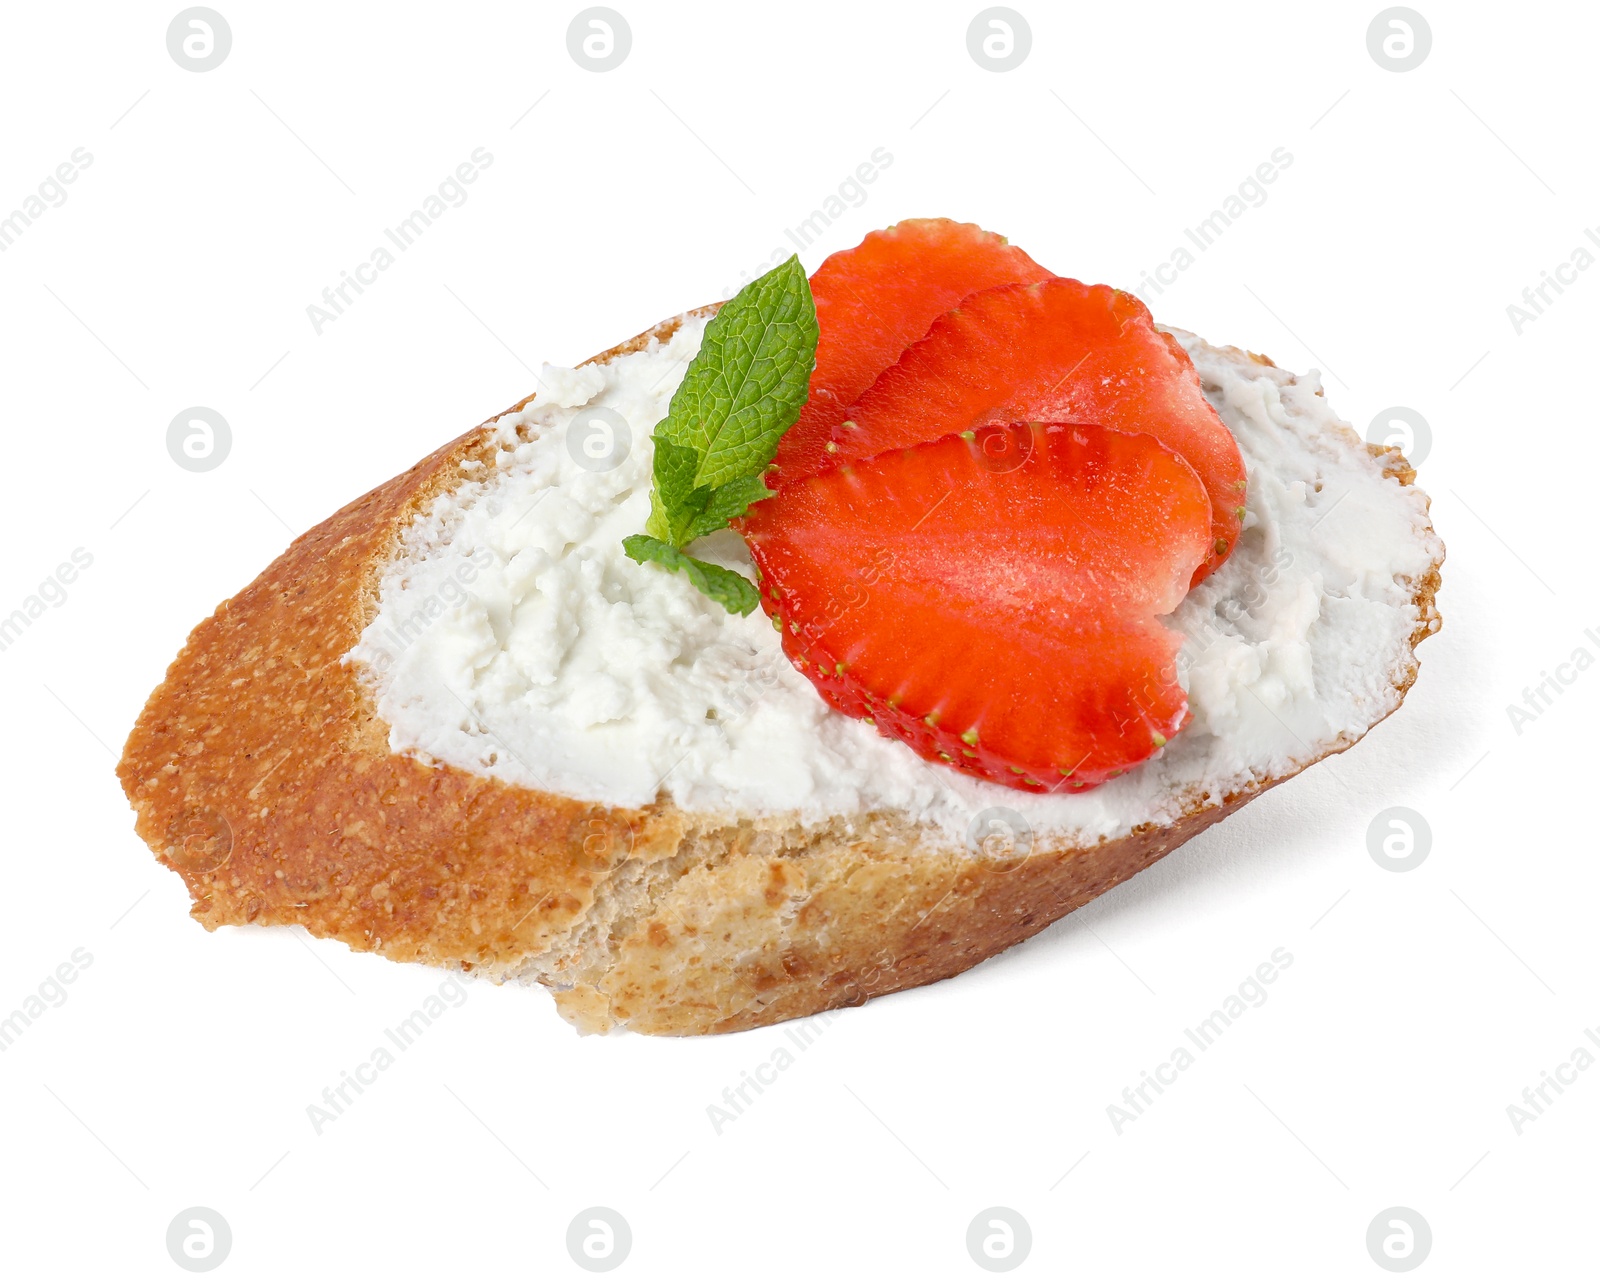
(1, 1, 1594, 1275)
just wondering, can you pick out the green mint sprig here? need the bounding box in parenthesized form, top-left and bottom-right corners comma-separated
(622, 255, 818, 615)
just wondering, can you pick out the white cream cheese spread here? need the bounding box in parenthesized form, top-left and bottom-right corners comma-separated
(347, 314, 1441, 843)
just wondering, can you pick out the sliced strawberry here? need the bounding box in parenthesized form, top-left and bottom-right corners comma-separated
(746, 423, 1213, 792)
(828, 278, 1247, 583)
(766, 219, 1052, 487)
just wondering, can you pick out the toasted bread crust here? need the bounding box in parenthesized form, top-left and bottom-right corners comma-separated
(117, 310, 1442, 1036)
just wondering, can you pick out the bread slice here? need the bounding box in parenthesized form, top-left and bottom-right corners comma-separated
(117, 305, 1443, 1036)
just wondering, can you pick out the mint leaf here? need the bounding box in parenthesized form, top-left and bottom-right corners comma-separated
(644, 435, 705, 544)
(622, 535, 762, 616)
(644, 440, 772, 546)
(658, 255, 818, 491)
(683, 474, 772, 542)
(624, 255, 818, 615)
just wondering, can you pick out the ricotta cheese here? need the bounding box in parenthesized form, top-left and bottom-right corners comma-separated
(347, 314, 1440, 844)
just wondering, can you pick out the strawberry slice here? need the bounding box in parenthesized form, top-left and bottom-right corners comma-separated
(828, 278, 1247, 583)
(767, 219, 1052, 487)
(746, 423, 1213, 791)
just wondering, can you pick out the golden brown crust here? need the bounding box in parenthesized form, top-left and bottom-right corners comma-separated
(544, 783, 1270, 1034)
(115, 311, 721, 979)
(117, 311, 1443, 1036)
